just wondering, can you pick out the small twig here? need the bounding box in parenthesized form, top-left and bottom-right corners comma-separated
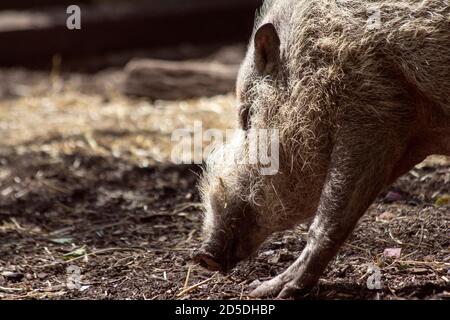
(48, 226, 75, 236)
(172, 202, 203, 214)
(35, 247, 144, 269)
(177, 273, 217, 297)
(0, 286, 23, 293)
(239, 285, 245, 300)
(387, 285, 400, 299)
(10, 218, 25, 231)
(183, 265, 192, 290)
(344, 243, 372, 256)
(41, 181, 70, 194)
(183, 229, 197, 244)
(418, 222, 425, 246)
(81, 218, 130, 235)
(375, 237, 432, 249)
(388, 230, 403, 245)
(395, 260, 448, 267)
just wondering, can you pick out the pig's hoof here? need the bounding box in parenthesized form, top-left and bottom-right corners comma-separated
(250, 276, 288, 298)
(277, 280, 315, 299)
(277, 283, 303, 299)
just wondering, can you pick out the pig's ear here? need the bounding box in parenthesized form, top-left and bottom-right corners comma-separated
(254, 23, 280, 75)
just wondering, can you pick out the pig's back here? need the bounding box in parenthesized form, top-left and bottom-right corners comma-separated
(281, 0, 450, 114)
(378, 0, 450, 114)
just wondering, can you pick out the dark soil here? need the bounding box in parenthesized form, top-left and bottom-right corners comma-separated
(0, 145, 448, 300)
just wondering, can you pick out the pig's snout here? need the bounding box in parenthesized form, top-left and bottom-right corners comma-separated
(192, 248, 237, 274)
(193, 252, 222, 272)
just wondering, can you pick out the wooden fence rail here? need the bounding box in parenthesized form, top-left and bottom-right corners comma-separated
(0, 0, 261, 66)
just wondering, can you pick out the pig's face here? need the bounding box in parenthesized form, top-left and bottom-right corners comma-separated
(194, 140, 273, 273)
(194, 24, 284, 272)
(194, 188, 271, 273)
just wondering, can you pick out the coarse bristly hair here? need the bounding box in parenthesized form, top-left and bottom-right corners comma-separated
(200, 0, 450, 233)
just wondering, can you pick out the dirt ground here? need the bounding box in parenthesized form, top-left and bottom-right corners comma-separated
(0, 69, 449, 300)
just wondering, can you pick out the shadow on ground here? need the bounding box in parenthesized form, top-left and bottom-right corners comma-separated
(0, 142, 448, 299)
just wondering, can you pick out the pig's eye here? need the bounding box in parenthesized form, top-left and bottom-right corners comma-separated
(238, 104, 252, 131)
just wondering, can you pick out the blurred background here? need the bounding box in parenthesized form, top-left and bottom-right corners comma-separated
(0, 0, 260, 67)
(0, 0, 263, 164)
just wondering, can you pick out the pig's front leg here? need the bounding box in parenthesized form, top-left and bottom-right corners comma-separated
(251, 138, 395, 299)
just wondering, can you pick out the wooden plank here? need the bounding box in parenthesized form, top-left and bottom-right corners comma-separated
(0, 0, 262, 66)
(123, 58, 239, 100)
